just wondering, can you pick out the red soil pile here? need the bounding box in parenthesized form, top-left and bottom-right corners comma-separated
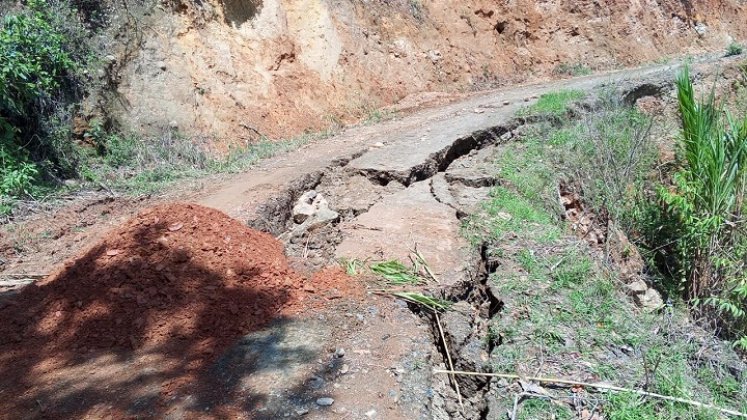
(0, 203, 360, 415)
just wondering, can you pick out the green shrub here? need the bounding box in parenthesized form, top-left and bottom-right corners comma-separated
(560, 93, 657, 233)
(726, 42, 744, 57)
(657, 66, 747, 348)
(0, 0, 90, 197)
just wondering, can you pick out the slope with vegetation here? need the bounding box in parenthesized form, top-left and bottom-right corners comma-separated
(456, 69, 747, 418)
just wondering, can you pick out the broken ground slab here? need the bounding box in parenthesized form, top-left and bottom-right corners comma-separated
(346, 116, 510, 186)
(335, 181, 475, 286)
(430, 145, 501, 218)
(430, 174, 493, 220)
(444, 145, 500, 188)
(316, 171, 406, 219)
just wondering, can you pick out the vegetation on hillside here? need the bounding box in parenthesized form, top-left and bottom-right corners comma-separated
(651, 67, 747, 349)
(466, 80, 747, 418)
(0, 0, 90, 197)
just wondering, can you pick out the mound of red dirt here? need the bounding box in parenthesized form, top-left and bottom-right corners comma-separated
(0, 203, 360, 416)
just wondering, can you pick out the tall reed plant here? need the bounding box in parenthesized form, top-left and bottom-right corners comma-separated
(660, 66, 747, 347)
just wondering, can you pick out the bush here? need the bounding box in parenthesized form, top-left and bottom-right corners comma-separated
(726, 42, 744, 57)
(559, 93, 657, 233)
(0, 0, 90, 196)
(656, 66, 747, 347)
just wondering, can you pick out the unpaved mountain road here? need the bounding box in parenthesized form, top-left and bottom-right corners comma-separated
(196, 56, 693, 219)
(0, 53, 736, 419)
(182, 56, 703, 419)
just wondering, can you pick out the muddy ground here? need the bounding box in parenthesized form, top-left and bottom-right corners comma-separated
(1, 55, 746, 419)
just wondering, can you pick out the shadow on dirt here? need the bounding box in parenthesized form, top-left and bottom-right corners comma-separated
(222, 0, 263, 26)
(0, 216, 324, 417)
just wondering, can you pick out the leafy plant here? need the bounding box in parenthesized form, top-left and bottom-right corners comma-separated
(370, 260, 423, 285)
(0, 0, 89, 197)
(655, 66, 747, 347)
(391, 292, 451, 312)
(340, 258, 366, 276)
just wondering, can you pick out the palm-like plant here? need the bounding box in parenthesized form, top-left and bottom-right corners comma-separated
(662, 66, 747, 345)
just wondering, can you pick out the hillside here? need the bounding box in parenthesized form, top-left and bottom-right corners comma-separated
(107, 0, 747, 143)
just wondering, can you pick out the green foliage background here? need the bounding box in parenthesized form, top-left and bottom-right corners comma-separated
(0, 0, 90, 197)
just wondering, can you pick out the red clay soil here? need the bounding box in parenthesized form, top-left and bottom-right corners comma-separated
(0, 203, 360, 418)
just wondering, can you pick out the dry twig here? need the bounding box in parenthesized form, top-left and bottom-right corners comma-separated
(433, 369, 747, 418)
(435, 314, 464, 413)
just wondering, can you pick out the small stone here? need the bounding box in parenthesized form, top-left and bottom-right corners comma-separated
(365, 409, 377, 418)
(168, 120, 178, 130)
(335, 348, 345, 358)
(105, 54, 117, 62)
(296, 408, 309, 416)
(373, 142, 385, 148)
(340, 364, 350, 374)
(640, 288, 664, 311)
(627, 279, 648, 294)
(157, 61, 167, 71)
(316, 397, 334, 407)
(503, 100, 510, 106)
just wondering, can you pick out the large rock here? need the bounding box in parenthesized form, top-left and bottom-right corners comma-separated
(626, 279, 664, 312)
(291, 191, 340, 232)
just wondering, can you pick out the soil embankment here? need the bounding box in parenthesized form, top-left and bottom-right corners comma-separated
(111, 0, 747, 145)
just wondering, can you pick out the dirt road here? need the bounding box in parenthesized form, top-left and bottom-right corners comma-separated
(0, 54, 736, 419)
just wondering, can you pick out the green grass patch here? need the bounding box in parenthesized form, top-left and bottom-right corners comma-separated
(518, 89, 586, 118)
(552, 255, 592, 288)
(482, 186, 561, 242)
(518, 398, 574, 420)
(726, 41, 744, 57)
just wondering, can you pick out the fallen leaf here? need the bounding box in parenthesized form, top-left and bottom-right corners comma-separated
(106, 249, 122, 256)
(168, 222, 184, 232)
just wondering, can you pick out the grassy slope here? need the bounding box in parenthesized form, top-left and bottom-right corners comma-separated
(462, 91, 747, 419)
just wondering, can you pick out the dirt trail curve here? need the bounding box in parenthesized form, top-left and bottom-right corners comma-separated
(197, 58, 690, 219)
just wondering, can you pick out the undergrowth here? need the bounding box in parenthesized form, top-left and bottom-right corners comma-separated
(467, 86, 747, 418)
(76, 129, 328, 196)
(517, 89, 586, 119)
(0, 0, 90, 198)
(553, 62, 592, 77)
